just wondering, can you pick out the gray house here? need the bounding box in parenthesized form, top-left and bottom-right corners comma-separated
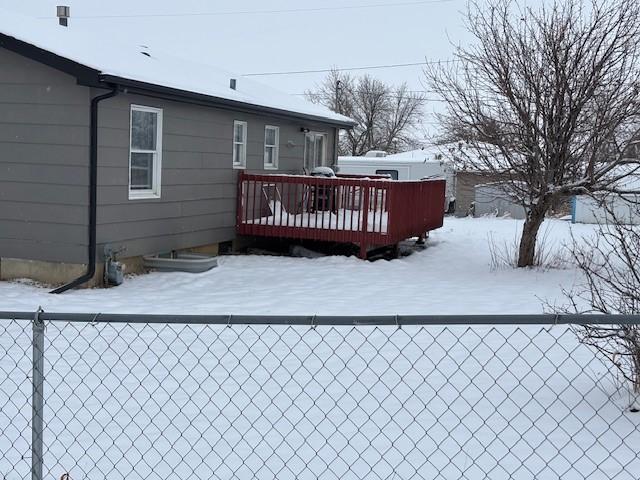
(0, 11, 353, 289)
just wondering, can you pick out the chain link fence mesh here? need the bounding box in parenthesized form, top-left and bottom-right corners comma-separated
(0, 319, 32, 480)
(1, 316, 639, 479)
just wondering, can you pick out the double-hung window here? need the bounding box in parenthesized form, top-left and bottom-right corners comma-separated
(129, 105, 162, 199)
(304, 132, 327, 170)
(233, 121, 247, 168)
(264, 125, 279, 169)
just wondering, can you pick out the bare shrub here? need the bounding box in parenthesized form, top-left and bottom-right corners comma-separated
(560, 198, 640, 406)
(488, 222, 571, 270)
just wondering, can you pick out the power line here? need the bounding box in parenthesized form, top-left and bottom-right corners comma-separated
(243, 59, 459, 77)
(295, 92, 449, 101)
(294, 90, 440, 95)
(37, 0, 454, 20)
(297, 90, 495, 102)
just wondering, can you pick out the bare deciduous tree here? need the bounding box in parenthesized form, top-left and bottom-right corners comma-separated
(559, 198, 640, 405)
(307, 70, 425, 156)
(426, 0, 640, 267)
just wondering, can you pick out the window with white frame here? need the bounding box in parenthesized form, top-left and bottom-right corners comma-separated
(304, 132, 327, 170)
(129, 105, 162, 199)
(264, 125, 279, 169)
(233, 121, 247, 168)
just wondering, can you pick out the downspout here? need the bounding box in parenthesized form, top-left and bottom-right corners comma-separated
(51, 86, 119, 294)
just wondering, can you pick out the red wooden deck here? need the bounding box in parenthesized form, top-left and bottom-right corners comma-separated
(236, 172, 445, 258)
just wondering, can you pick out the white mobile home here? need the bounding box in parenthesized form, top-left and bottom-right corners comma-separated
(337, 149, 456, 212)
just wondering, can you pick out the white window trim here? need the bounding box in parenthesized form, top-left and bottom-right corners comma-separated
(233, 120, 248, 169)
(263, 125, 280, 170)
(128, 104, 163, 200)
(304, 131, 327, 170)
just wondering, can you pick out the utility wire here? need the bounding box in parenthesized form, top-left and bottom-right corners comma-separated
(295, 90, 440, 95)
(37, 0, 454, 19)
(297, 92, 449, 102)
(297, 90, 495, 102)
(243, 59, 459, 76)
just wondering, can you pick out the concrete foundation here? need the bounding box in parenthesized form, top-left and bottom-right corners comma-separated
(0, 258, 101, 288)
(0, 241, 223, 288)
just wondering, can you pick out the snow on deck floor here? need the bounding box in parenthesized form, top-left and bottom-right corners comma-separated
(245, 201, 389, 233)
(0, 217, 594, 315)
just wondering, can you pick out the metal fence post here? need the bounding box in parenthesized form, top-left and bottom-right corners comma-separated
(32, 308, 44, 480)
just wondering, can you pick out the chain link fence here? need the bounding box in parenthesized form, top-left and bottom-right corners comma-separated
(1, 311, 640, 480)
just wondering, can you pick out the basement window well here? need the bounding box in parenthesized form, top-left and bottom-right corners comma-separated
(129, 105, 163, 199)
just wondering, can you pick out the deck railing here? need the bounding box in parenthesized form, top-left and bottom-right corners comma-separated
(236, 173, 445, 257)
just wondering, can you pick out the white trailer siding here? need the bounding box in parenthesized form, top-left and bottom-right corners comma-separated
(336, 161, 413, 180)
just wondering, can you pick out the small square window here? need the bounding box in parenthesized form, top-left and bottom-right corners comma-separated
(233, 121, 247, 168)
(129, 105, 162, 199)
(264, 125, 279, 169)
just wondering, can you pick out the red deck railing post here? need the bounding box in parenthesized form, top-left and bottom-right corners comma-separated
(386, 182, 395, 239)
(359, 185, 371, 259)
(236, 171, 245, 231)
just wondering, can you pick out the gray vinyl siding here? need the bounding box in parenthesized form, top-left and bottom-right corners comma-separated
(0, 47, 90, 264)
(95, 92, 338, 257)
(1, 45, 341, 265)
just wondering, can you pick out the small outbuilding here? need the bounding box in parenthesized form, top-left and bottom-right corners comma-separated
(571, 167, 640, 225)
(473, 182, 526, 219)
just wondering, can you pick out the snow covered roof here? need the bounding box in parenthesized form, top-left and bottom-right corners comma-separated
(385, 148, 448, 163)
(339, 147, 450, 164)
(0, 9, 355, 128)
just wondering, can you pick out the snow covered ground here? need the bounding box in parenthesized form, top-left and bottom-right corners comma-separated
(1, 218, 639, 480)
(0, 217, 595, 315)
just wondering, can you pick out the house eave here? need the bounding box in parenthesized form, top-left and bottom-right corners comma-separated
(101, 75, 356, 129)
(0, 32, 102, 87)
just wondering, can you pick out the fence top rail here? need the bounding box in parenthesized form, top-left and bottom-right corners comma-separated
(1, 311, 640, 326)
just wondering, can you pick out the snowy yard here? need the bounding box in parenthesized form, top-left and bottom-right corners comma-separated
(0, 217, 595, 315)
(2, 217, 638, 480)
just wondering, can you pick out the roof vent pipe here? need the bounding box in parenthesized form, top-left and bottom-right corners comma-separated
(230, 78, 237, 90)
(57, 5, 70, 26)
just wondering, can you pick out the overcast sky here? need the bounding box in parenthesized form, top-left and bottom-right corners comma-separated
(1, 0, 470, 135)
